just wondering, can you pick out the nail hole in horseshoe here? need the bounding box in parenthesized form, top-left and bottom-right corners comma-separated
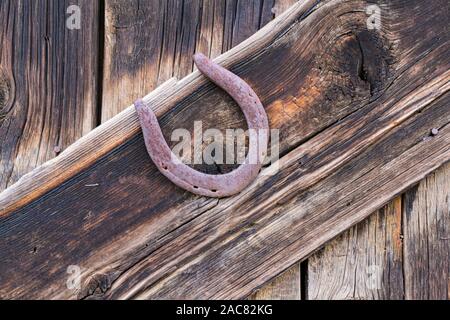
(193, 186, 199, 189)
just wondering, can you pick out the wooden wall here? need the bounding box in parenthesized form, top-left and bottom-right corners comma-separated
(0, 0, 448, 299)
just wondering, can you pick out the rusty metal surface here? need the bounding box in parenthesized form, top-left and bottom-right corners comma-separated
(135, 53, 269, 197)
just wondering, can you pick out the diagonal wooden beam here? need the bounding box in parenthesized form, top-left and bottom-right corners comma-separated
(0, 0, 448, 299)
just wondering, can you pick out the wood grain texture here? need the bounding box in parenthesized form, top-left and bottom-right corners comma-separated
(114, 90, 450, 300)
(307, 197, 404, 299)
(403, 163, 450, 300)
(102, 0, 175, 121)
(101, 0, 276, 122)
(249, 264, 301, 300)
(292, 0, 449, 300)
(249, 0, 302, 300)
(102, 0, 301, 299)
(0, 0, 99, 191)
(0, 0, 448, 299)
(0, 78, 177, 217)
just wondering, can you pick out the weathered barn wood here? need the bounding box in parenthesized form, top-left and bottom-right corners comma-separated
(102, 0, 302, 300)
(307, 197, 404, 299)
(0, 0, 99, 191)
(304, 0, 450, 299)
(403, 163, 450, 300)
(0, 0, 448, 295)
(247, 0, 304, 300)
(249, 264, 302, 300)
(265, 0, 449, 300)
(101, 0, 302, 299)
(101, 0, 276, 122)
(307, 162, 450, 300)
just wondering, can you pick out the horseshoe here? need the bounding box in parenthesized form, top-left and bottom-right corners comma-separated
(135, 53, 269, 198)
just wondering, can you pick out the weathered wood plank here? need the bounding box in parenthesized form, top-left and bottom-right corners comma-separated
(103, 0, 302, 300)
(403, 163, 450, 300)
(249, 0, 302, 300)
(0, 0, 377, 216)
(249, 264, 301, 300)
(102, 0, 185, 122)
(0, 0, 448, 299)
(101, 0, 276, 122)
(307, 197, 404, 299)
(0, 0, 99, 191)
(258, 0, 449, 300)
(101, 0, 278, 173)
(121, 89, 450, 300)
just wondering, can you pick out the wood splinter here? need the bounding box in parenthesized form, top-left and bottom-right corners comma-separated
(135, 53, 270, 198)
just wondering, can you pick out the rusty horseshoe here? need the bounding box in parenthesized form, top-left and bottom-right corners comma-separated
(134, 53, 269, 198)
